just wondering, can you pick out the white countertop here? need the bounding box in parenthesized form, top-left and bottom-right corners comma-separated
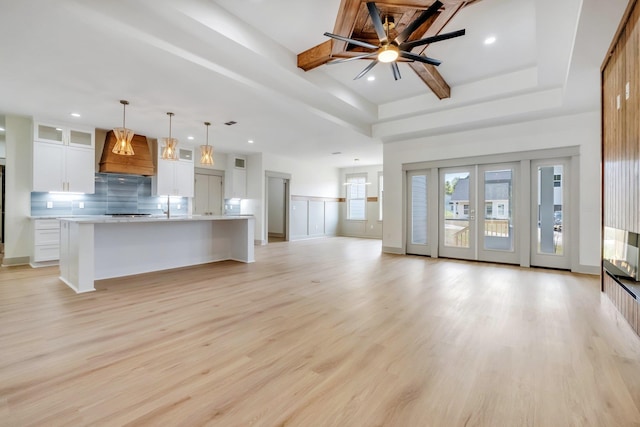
(57, 215, 254, 224)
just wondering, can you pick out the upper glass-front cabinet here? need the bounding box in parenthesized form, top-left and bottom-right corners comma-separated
(35, 122, 94, 148)
(69, 129, 93, 147)
(36, 124, 64, 143)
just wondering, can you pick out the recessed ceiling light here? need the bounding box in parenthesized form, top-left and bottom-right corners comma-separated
(367, 76, 376, 82)
(248, 140, 254, 144)
(484, 36, 496, 45)
(187, 136, 194, 140)
(70, 112, 81, 118)
(55, 128, 63, 131)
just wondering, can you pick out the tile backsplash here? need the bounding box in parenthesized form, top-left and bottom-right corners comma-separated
(31, 173, 188, 217)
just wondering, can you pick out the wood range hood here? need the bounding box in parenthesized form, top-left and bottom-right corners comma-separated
(99, 130, 155, 176)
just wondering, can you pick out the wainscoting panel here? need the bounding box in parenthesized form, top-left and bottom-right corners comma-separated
(291, 200, 309, 239)
(289, 196, 339, 241)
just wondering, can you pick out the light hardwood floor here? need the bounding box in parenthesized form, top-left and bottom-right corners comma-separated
(1, 237, 640, 426)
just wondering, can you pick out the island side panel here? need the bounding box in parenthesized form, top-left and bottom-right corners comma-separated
(226, 218, 255, 263)
(93, 220, 233, 280)
(59, 220, 96, 293)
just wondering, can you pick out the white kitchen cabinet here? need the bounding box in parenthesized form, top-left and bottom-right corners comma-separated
(225, 155, 246, 199)
(31, 218, 61, 266)
(32, 121, 95, 193)
(34, 122, 94, 148)
(153, 147, 194, 197)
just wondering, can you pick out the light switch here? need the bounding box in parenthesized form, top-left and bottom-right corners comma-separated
(617, 94, 621, 110)
(46, 201, 53, 209)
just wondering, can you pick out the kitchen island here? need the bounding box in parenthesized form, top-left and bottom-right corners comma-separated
(59, 215, 254, 293)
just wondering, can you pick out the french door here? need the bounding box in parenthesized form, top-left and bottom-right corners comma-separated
(407, 163, 519, 264)
(406, 171, 431, 256)
(530, 159, 570, 269)
(438, 164, 518, 263)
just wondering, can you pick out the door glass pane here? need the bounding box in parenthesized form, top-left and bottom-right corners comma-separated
(537, 165, 563, 255)
(483, 169, 513, 251)
(411, 175, 427, 244)
(444, 172, 470, 248)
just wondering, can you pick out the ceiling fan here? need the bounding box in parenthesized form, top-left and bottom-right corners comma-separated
(323, 1, 466, 80)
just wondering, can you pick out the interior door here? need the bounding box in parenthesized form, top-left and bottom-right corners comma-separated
(477, 163, 519, 264)
(530, 159, 570, 269)
(406, 170, 429, 255)
(439, 167, 476, 260)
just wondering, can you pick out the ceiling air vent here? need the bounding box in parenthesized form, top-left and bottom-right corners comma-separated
(224, 121, 237, 126)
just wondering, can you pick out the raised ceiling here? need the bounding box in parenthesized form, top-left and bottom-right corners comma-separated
(0, 0, 630, 167)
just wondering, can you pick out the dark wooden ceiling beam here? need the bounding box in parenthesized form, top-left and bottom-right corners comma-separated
(406, 1, 466, 99)
(296, 0, 479, 99)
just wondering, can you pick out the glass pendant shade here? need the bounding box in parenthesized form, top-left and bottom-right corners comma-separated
(200, 121, 214, 165)
(112, 100, 135, 156)
(161, 112, 178, 160)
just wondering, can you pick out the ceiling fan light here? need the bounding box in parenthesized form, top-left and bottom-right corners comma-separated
(378, 44, 399, 63)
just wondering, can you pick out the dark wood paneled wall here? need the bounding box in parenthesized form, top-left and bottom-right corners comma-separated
(603, 0, 640, 232)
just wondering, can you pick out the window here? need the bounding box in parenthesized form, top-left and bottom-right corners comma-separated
(463, 204, 469, 216)
(378, 172, 383, 221)
(553, 174, 561, 187)
(346, 173, 367, 220)
(485, 202, 493, 218)
(497, 203, 505, 216)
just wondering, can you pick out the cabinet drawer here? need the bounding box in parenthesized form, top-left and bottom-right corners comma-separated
(34, 244, 60, 262)
(35, 228, 60, 246)
(35, 219, 61, 230)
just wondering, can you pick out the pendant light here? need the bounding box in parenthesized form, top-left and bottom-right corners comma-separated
(161, 112, 178, 160)
(112, 100, 135, 156)
(200, 121, 214, 166)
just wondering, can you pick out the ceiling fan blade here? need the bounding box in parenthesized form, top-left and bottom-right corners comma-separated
(324, 32, 378, 50)
(391, 62, 401, 80)
(366, 2, 388, 44)
(394, 0, 443, 45)
(327, 52, 378, 64)
(400, 51, 441, 66)
(354, 60, 379, 80)
(400, 29, 466, 51)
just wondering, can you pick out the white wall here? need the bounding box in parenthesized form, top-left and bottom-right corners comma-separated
(263, 153, 339, 198)
(383, 111, 601, 269)
(261, 153, 340, 242)
(243, 153, 264, 243)
(3, 116, 32, 265)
